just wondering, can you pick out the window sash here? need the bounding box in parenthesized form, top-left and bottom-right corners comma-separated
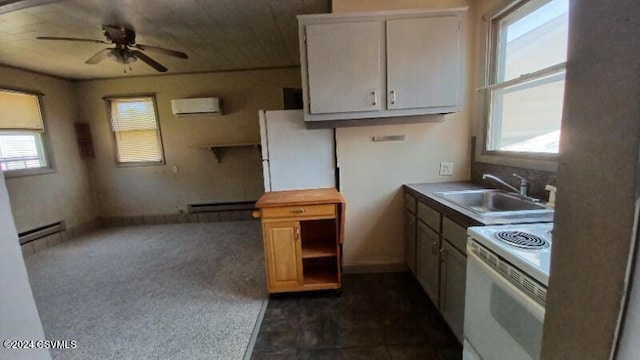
(482, 0, 568, 157)
(486, 72, 565, 153)
(107, 96, 164, 165)
(0, 131, 47, 171)
(480, 62, 566, 92)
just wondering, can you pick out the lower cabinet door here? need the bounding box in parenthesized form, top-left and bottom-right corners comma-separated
(405, 211, 417, 275)
(416, 220, 440, 306)
(439, 240, 466, 342)
(263, 221, 303, 291)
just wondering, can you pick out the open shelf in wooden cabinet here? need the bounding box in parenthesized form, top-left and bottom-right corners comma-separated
(303, 257, 339, 287)
(300, 218, 338, 259)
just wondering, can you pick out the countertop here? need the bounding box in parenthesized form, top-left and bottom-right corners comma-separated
(403, 181, 554, 227)
(255, 188, 344, 208)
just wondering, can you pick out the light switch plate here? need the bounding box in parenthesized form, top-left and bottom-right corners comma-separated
(439, 162, 454, 176)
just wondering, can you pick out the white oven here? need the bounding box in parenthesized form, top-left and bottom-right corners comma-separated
(463, 223, 552, 360)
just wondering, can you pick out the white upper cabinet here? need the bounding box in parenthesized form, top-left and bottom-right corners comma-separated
(298, 8, 466, 126)
(386, 16, 460, 111)
(306, 21, 382, 114)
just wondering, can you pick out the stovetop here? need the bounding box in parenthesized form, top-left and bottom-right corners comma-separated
(468, 223, 553, 286)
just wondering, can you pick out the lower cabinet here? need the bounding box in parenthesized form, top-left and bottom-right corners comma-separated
(263, 221, 303, 289)
(416, 220, 440, 306)
(439, 239, 467, 342)
(404, 189, 470, 343)
(405, 211, 417, 275)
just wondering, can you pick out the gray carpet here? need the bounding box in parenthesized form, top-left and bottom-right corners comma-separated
(24, 221, 266, 360)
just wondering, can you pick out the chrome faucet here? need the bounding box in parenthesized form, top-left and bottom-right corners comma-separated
(482, 173, 530, 198)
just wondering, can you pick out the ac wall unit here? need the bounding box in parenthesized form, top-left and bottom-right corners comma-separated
(171, 97, 222, 115)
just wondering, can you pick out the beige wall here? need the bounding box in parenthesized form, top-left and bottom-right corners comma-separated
(1, 66, 97, 233)
(333, 0, 474, 267)
(74, 68, 301, 217)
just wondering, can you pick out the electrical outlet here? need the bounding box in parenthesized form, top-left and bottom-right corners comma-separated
(439, 162, 454, 176)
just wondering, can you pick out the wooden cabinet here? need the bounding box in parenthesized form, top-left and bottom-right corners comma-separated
(298, 8, 466, 124)
(263, 221, 303, 289)
(255, 189, 345, 294)
(439, 238, 466, 342)
(417, 219, 441, 306)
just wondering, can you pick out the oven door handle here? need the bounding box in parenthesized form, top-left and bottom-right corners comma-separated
(467, 249, 546, 322)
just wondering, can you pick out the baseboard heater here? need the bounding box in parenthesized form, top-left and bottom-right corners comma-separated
(19, 221, 65, 245)
(188, 201, 256, 214)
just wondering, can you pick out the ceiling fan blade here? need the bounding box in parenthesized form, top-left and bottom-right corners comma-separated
(37, 36, 109, 44)
(131, 50, 168, 72)
(85, 48, 112, 64)
(133, 44, 188, 59)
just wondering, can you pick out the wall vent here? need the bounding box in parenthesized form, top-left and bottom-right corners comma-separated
(19, 221, 65, 245)
(188, 201, 255, 214)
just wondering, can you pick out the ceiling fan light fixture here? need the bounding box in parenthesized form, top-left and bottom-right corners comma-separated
(108, 48, 137, 65)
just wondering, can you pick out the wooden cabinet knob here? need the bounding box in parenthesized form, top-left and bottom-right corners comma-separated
(252, 210, 262, 218)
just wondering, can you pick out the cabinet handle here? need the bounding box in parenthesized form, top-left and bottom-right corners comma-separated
(441, 249, 447, 263)
(289, 208, 305, 214)
(431, 241, 438, 255)
(390, 90, 397, 105)
(371, 91, 377, 106)
(295, 227, 300, 241)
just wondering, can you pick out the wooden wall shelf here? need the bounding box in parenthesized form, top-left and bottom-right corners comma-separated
(195, 143, 261, 163)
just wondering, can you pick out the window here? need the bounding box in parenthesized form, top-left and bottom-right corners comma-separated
(484, 0, 569, 155)
(107, 96, 164, 165)
(0, 89, 50, 173)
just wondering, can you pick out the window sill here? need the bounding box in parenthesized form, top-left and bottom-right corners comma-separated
(3, 167, 56, 179)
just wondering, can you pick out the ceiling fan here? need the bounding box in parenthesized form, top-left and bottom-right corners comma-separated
(36, 25, 188, 73)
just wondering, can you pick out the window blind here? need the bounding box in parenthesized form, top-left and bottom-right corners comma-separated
(109, 97, 163, 163)
(0, 90, 44, 130)
(110, 98, 157, 131)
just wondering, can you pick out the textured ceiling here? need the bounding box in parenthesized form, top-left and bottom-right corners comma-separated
(0, 0, 329, 80)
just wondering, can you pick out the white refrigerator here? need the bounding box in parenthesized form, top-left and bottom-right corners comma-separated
(259, 110, 336, 192)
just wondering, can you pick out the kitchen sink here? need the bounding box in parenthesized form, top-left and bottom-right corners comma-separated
(434, 189, 553, 218)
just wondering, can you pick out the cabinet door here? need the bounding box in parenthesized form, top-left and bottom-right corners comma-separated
(439, 240, 466, 342)
(305, 21, 382, 114)
(263, 221, 303, 291)
(386, 16, 461, 110)
(405, 211, 417, 275)
(416, 221, 440, 306)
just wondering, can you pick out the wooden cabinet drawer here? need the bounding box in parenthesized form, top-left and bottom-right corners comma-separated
(442, 217, 467, 255)
(418, 201, 441, 233)
(405, 193, 417, 214)
(261, 204, 336, 218)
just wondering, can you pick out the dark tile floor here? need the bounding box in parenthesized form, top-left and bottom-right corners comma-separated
(251, 272, 462, 360)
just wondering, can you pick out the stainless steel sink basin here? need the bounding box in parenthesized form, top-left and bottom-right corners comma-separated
(434, 189, 553, 218)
